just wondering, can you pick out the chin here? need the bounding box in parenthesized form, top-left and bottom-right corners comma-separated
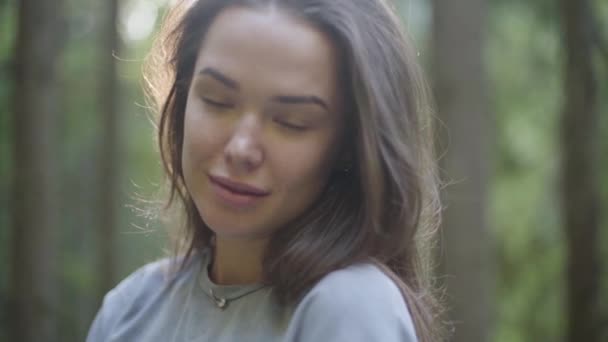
(201, 214, 271, 240)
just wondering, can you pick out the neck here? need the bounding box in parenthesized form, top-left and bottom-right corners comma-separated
(210, 236, 268, 285)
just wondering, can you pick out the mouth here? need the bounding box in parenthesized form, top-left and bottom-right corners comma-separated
(208, 175, 270, 196)
(208, 174, 270, 208)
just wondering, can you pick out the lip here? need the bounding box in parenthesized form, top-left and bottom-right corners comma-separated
(208, 174, 270, 208)
(208, 175, 270, 196)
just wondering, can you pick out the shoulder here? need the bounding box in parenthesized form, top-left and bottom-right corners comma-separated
(303, 263, 414, 323)
(86, 254, 200, 342)
(311, 263, 405, 306)
(114, 255, 191, 292)
(105, 257, 176, 305)
(285, 263, 418, 342)
(106, 254, 200, 311)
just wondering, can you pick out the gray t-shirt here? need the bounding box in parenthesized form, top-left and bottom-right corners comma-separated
(86, 250, 418, 341)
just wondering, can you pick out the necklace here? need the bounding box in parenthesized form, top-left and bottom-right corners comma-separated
(204, 285, 267, 309)
(207, 289, 227, 309)
(198, 250, 268, 310)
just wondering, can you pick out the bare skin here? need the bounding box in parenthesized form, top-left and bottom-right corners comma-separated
(182, 6, 344, 285)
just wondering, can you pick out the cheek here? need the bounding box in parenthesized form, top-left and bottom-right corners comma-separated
(272, 135, 337, 193)
(182, 103, 224, 168)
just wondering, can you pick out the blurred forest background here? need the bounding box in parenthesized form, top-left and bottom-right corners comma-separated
(0, 0, 606, 341)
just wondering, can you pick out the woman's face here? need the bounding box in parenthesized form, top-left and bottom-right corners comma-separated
(182, 6, 345, 240)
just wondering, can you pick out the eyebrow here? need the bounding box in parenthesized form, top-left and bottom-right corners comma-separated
(198, 67, 330, 112)
(271, 95, 329, 112)
(198, 67, 239, 90)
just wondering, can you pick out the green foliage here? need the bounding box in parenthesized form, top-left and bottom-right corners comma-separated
(0, 2, 15, 341)
(597, 2, 608, 338)
(489, 0, 608, 340)
(488, 1, 566, 341)
(59, 1, 167, 339)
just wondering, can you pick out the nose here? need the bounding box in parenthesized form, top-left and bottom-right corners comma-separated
(224, 114, 264, 173)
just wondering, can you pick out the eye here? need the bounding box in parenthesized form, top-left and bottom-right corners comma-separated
(201, 97, 233, 109)
(274, 119, 308, 132)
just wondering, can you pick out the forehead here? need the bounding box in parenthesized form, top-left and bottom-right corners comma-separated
(193, 6, 340, 104)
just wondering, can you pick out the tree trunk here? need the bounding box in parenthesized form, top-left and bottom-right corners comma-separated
(97, 0, 120, 299)
(560, 0, 601, 341)
(431, 0, 492, 341)
(10, 0, 64, 341)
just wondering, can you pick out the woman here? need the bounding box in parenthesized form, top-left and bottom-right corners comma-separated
(87, 0, 442, 341)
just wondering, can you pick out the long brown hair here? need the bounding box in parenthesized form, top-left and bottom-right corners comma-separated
(145, 0, 444, 340)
